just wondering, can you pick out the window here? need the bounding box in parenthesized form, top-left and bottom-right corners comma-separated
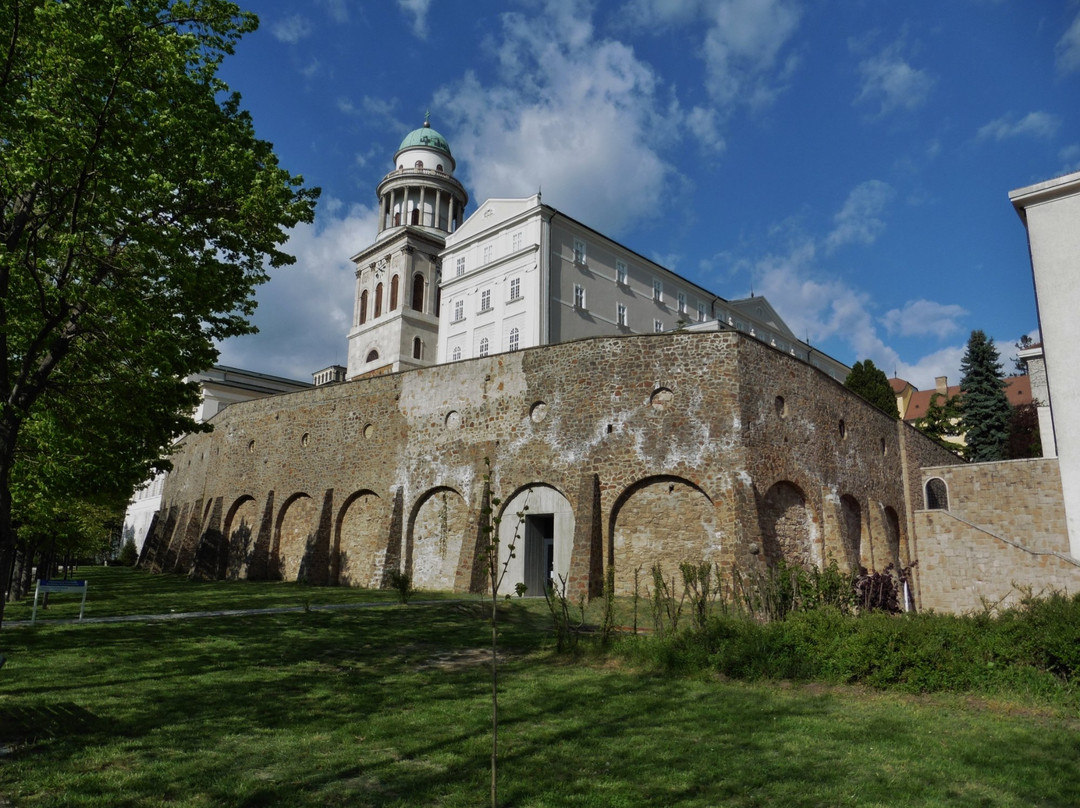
(455, 257, 466, 276)
(654, 319, 664, 333)
(573, 238, 587, 264)
(512, 231, 523, 251)
(677, 292, 686, 313)
(574, 284, 586, 309)
(412, 273, 424, 312)
(617, 303, 627, 327)
(453, 299, 464, 322)
(509, 277, 521, 301)
(480, 289, 492, 312)
(366, 349, 379, 362)
(697, 302, 706, 322)
(374, 282, 383, 317)
(616, 259, 627, 284)
(652, 279, 663, 302)
(508, 328, 519, 352)
(390, 275, 400, 311)
(483, 244, 493, 264)
(926, 478, 949, 510)
(479, 337, 489, 357)
(412, 337, 422, 360)
(452, 346, 462, 361)
(359, 289, 368, 325)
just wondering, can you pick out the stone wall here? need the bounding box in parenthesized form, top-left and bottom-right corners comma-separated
(916, 458, 1080, 612)
(146, 331, 962, 603)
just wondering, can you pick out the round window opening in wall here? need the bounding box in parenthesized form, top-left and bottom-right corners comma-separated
(650, 387, 674, 412)
(363, 423, 374, 439)
(530, 401, 548, 423)
(445, 410, 461, 429)
(247, 440, 255, 454)
(775, 395, 787, 418)
(301, 432, 310, 447)
(838, 419, 847, 439)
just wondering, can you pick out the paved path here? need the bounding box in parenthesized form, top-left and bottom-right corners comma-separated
(4, 599, 460, 628)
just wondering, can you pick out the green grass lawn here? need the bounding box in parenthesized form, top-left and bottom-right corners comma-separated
(1, 568, 1078, 807)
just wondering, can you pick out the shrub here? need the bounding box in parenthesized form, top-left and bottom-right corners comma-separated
(387, 569, 415, 604)
(117, 536, 139, 567)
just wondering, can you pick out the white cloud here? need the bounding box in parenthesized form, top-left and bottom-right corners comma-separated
(620, 0, 803, 109)
(397, 0, 432, 39)
(854, 44, 934, 117)
(977, 111, 1062, 142)
(893, 345, 967, 391)
(216, 200, 378, 380)
(1057, 11, 1080, 74)
(317, 0, 349, 24)
(826, 180, 894, 251)
(881, 299, 969, 340)
(270, 14, 313, 44)
(433, 0, 684, 235)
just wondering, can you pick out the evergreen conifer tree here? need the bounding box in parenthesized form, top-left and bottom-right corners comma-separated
(959, 330, 1012, 462)
(844, 359, 900, 418)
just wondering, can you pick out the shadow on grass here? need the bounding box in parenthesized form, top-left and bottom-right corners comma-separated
(1, 601, 1078, 806)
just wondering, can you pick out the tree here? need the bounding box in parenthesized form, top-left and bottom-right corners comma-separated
(915, 391, 964, 454)
(0, 1, 318, 628)
(958, 330, 1012, 462)
(1011, 333, 1035, 376)
(844, 359, 899, 418)
(1006, 402, 1042, 459)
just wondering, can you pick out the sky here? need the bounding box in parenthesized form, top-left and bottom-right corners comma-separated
(213, 0, 1080, 391)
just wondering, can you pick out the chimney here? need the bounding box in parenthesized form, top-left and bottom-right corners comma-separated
(935, 376, 948, 395)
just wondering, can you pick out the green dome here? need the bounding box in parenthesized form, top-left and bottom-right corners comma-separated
(398, 121, 451, 156)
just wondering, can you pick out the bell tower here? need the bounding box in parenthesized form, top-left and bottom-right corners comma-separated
(346, 116, 469, 378)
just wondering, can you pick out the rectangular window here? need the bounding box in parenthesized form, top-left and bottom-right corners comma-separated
(509, 277, 521, 300)
(616, 259, 627, 285)
(453, 299, 463, 322)
(573, 238, 587, 264)
(677, 292, 686, 313)
(654, 319, 664, 333)
(455, 257, 465, 277)
(512, 231, 523, 251)
(483, 244, 493, 264)
(574, 284, 586, 309)
(480, 288, 492, 312)
(697, 302, 706, 322)
(652, 279, 663, 302)
(617, 303, 627, 327)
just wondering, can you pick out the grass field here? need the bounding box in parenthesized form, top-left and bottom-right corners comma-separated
(1, 567, 1078, 807)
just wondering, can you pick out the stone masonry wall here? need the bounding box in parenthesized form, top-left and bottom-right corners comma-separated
(915, 458, 1080, 612)
(148, 331, 964, 604)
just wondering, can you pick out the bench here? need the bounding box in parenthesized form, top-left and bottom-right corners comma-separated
(31, 579, 88, 625)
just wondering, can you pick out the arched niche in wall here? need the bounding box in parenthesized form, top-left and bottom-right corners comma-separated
(223, 495, 258, 581)
(609, 475, 716, 597)
(759, 481, 816, 569)
(407, 487, 469, 591)
(335, 490, 382, 588)
(839, 494, 862, 573)
(494, 483, 575, 598)
(274, 493, 319, 582)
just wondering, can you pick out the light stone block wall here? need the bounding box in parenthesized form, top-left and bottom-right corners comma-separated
(916, 458, 1080, 612)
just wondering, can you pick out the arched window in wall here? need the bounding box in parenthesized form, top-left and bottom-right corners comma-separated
(413, 337, 422, 360)
(412, 273, 425, 312)
(925, 478, 949, 510)
(411, 206, 420, 225)
(366, 349, 379, 363)
(508, 328, 520, 352)
(389, 275, 399, 311)
(479, 337, 489, 357)
(374, 283, 383, 317)
(452, 346, 461, 361)
(359, 290, 368, 325)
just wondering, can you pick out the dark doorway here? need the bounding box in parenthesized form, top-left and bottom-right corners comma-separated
(523, 514, 554, 595)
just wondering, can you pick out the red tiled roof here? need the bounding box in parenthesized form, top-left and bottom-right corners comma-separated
(901, 375, 1032, 421)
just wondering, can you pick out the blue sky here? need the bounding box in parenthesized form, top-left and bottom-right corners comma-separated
(214, 0, 1080, 391)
